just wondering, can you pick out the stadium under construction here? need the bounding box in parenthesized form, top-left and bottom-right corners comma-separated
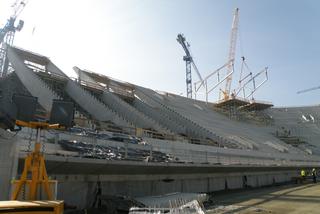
(1, 45, 320, 209)
(1, 2, 320, 213)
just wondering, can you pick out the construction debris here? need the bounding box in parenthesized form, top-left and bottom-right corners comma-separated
(129, 193, 208, 214)
(58, 140, 178, 162)
(129, 200, 205, 214)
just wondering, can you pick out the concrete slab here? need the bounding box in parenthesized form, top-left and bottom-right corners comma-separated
(206, 183, 320, 214)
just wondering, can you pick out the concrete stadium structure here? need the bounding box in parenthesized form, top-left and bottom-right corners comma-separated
(1, 46, 320, 208)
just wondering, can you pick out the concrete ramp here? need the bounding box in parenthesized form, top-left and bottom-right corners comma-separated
(101, 91, 171, 133)
(7, 46, 61, 111)
(135, 86, 227, 145)
(132, 98, 186, 135)
(7, 47, 133, 128)
(75, 67, 172, 133)
(45, 59, 134, 127)
(64, 80, 133, 127)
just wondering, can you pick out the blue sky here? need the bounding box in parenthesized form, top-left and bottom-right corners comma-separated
(1, 0, 319, 106)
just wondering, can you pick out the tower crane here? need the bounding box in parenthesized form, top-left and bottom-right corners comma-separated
(0, 0, 28, 77)
(177, 34, 204, 98)
(221, 8, 239, 100)
(297, 85, 320, 94)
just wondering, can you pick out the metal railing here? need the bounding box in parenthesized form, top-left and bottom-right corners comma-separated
(17, 129, 320, 167)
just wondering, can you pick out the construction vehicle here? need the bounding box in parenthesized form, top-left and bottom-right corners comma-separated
(0, 95, 74, 214)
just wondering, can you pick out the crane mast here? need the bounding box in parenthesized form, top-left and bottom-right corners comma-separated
(222, 8, 239, 100)
(0, 0, 27, 77)
(177, 34, 204, 98)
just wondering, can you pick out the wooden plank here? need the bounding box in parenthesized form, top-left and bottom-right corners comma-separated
(0, 200, 63, 208)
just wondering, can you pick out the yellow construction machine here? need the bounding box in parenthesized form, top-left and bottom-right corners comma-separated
(0, 121, 64, 214)
(0, 96, 74, 214)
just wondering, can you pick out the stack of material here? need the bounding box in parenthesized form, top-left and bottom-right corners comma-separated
(58, 140, 177, 163)
(129, 200, 206, 214)
(134, 193, 208, 208)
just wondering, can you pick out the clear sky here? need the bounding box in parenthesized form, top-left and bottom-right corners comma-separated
(1, 0, 319, 107)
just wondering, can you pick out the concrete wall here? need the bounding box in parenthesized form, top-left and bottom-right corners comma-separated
(7, 129, 301, 208)
(57, 181, 89, 207)
(0, 129, 18, 200)
(16, 130, 319, 166)
(53, 170, 298, 209)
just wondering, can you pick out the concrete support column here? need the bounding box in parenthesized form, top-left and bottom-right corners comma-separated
(54, 133, 59, 154)
(0, 129, 18, 200)
(125, 142, 128, 159)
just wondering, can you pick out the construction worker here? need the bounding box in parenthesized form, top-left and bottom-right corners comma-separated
(301, 169, 306, 182)
(312, 168, 317, 183)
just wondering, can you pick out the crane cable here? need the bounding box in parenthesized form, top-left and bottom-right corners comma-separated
(238, 19, 245, 60)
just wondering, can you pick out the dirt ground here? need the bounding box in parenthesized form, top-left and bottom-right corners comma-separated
(206, 182, 320, 214)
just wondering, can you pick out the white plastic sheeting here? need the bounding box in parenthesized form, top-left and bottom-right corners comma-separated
(129, 199, 205, 214)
